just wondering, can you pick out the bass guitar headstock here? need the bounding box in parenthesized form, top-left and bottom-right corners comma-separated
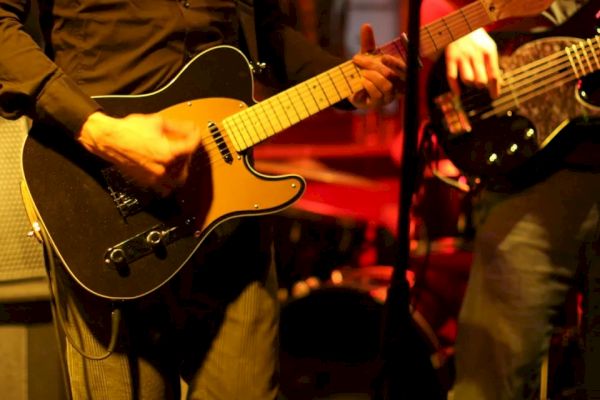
(479, 0, 554, 21)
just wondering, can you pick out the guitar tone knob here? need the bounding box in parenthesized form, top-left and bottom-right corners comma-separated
(107, 248, 126, 265)
(146, 230, 163, 247)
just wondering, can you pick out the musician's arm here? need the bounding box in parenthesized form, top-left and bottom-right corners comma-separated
(255, 0, 404, 109)
(444, 28, 501, 98)
(0, 0, 101, 135)
(255, 0, 345, 86)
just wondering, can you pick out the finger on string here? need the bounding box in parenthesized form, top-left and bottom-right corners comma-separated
(361, 75, 384, 107)
(446, 59, 461, 95)
(471, 55, 489, 89)
(458, 58, 475, 87)
(485, 51, 501, 98)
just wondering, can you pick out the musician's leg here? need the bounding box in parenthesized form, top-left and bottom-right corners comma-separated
(52, 264, 182, 400)
(181, 219, 279, 400)
(583, 238, 600, 398)
(183, 268, 278, 400)
(453, 170, 600, 400)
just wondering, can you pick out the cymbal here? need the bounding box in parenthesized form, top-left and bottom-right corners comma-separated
(254, 158, 380, 188)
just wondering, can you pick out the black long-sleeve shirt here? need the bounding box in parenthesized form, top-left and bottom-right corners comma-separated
(0, 0, 342, 135)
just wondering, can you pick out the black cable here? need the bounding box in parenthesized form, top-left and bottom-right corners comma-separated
(41, 226, 122, 362)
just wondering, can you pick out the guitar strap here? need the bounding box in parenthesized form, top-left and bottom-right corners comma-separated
(234, 0, 260, 64)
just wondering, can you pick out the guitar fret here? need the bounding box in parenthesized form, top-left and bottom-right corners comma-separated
(223, 119, 241, 151)
(281, 90, 304, 121)
(565, 46, 580, 78)
(244, 112, 264, 144)
(248, 111, 266, 142)
(596, 36, 600, 68)
(588, 38, 600, 69)
(343, 62, 363, 92)
(580, 42, 593, 74)
(242, 111, 263, 143)
(295, 87, 312, 117)
(303, 81, 322, 113)
(572, 44, 586, 76)
(332, 70, 354, 99)
(297, 85, 319, 114)
(266, 98, 286, 132)
(287, 91, 308, 120)
(273, 97, 293, 128)
(327, 72, 343, 99)
(232, 115, 251, 149)
(459, 8, 473, 31)
(224, 0, 497, 152)
(420, 2, 490, 56)
(423, 25, 439, 52)
(236, 114, 254, 145)
(308, 77, 331, 109)
(266, 97, 290, 130)
(277, 95, 299, 125)
(262, 107, 278, 134)
(338, 65, 353, 93)
(254, 107, 275, 137)
(318, 74, 339, 105)
(440, 17, 455, 41)
(246, 109, 267, 141)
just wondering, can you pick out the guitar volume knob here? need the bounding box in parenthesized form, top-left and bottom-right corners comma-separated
(107, 248, 126, 265)
(146, 230, 163, 247)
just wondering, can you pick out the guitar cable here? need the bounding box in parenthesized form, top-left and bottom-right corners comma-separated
(41, 226, 122, 362)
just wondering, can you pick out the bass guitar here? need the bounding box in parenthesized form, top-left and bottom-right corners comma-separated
(23, 0, 553, 299)
(428, 1, 600, 186)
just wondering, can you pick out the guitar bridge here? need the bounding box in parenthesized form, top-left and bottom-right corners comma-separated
(435, 92, 472, 134)
(102, 167, 152, 218)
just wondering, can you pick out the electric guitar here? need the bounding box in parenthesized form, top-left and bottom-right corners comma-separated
(22, 0, 555, 299)
(428, 1, 600, 187)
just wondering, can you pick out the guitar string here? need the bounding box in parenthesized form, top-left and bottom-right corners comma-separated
(463, 69, 577, 120)
(456, 40, 597, 108)
(481, 42, 600, 117)
(500, 36, 600, 77)
(454, 39, 599, 120)
(200, 5, 490, 160)
(204, 35, 597, 170)
(490, 40, 600, 110)
(459, 54, 580, 115)
(225, 5, 489, 152)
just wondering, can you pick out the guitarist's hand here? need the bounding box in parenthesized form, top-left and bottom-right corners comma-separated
(77, 111, 202, 195)
(445, 28, 501, 98)
(350, 24, 406, 109)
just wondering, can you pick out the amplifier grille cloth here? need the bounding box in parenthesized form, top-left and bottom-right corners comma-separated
(0, 118, 45, 282)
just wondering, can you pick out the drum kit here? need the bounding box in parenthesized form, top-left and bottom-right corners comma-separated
(255, 156, 474, 399)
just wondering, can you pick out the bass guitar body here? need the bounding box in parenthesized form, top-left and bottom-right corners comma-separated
(427, 3, 600, 186)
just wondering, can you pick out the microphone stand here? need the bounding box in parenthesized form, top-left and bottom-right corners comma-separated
(375, 0, 443, 398)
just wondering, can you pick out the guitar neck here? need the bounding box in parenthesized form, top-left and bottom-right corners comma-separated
(225, 1, 494, 152)
(485, 35, 600, 118)
(566, 36, 600, 78)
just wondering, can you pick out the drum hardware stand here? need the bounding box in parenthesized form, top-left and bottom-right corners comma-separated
(373, 0, 445, 398)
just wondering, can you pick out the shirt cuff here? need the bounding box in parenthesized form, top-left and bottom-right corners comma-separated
(35, 73, 102, 136)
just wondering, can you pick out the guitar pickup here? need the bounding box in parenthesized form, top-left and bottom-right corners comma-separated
(434, 92, 472, 134)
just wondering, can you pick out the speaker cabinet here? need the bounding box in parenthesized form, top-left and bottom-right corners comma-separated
(0, 117, 45, 286)
(0, 118, 66, 399)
